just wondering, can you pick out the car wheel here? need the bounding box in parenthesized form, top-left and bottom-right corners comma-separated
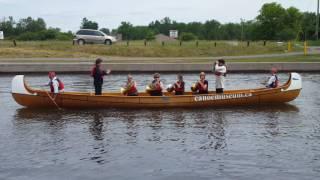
(105, 39, 112, 45)
(78, 39, 85, 45)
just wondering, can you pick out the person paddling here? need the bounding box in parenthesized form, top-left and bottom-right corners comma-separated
(149, 73, 164, 96)
(214, 59, 227, 93)
(173, 74, 185, 95)
(266, 67, 279, 88)
(122, 74, 138, 96)
(91, 58, 111, 95)
(192, 72, 208, 94)
(48, 71, 64, 99)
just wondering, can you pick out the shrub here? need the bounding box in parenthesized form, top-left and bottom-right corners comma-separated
(180, 32, 197, 41)
(56, 33, 73, 41)
(16, 29, 73, 41)
(145, 31, 155, 41)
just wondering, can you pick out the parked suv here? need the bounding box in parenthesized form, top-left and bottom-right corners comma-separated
(74, 29, 117, 45)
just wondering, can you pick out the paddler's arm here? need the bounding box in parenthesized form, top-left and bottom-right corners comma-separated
(198, 81, 206, 89)
(175, 82, 180, 88)
(52, 80, 60, 100)
(160, 82, 164, 91)
(215, 64, 226, 73)
(203, 82, 208, 90)
(102, 69, 111, 76)
(266, 76, 275, 87)
(212, 61, 217, 72)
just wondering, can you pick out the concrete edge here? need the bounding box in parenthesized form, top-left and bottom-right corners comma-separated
(0, 62, 319, 73)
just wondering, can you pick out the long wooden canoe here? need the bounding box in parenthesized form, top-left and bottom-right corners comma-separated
(11, 73, 302, 109)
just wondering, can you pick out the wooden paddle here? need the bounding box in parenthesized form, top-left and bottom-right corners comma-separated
(41, 86, 61, 110)
(46, 91, 61, 110)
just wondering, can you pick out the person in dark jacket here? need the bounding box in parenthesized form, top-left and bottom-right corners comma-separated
(91, 58, 111, 95)
(195, 72, 209, 94)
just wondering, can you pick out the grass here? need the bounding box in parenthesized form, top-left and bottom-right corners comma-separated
(0, 55, 318, 64)
(0, 40, 304, 58)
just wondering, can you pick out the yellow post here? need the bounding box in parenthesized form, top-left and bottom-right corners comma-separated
(304, 41, 308, 56)
(288, 41, 292, 52)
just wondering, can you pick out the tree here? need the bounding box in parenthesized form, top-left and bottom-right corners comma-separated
(0, 16, 15, 37)
(180, 32, 197, 41)
(117, 22, 133, 40)
(99, 28, 110, 35)
(145, 30, 155, 41)
(284, 7, 303, 40)
(219, 23, 241, 40)
(80, 18, 98, 30)
(301, 12, 318, 40)
(203, 19, 221, 40)
(256, 3, 287, 40)
(15, 17, 46, 34)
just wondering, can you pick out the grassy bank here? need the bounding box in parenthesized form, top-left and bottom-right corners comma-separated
(0, 55, 318, 63)
(0, 40, 302, 58)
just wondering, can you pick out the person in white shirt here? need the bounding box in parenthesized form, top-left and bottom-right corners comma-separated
(48, 72, 64, 99)
(266, 67, 279, 88)
(213, 59, 227, 93)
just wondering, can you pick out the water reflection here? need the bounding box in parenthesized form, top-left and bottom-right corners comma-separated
(14, 103, 299, 124)
(172, 110, 186, 128)
(14, 108, 65, 127)
(89, 113, 104, 141)
(193, 111, 227, 151)
(4, 74, 320, 180)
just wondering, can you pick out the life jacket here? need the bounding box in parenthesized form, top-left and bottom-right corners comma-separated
(270, 75, 279, 88)
(91, 66, 104, 81)
(126, 82, 138, 95)
(152, 80, 162, 91)
(174, 81, 185, 92)
(197, 80, 208, 93)
(50, 78, 64, 93)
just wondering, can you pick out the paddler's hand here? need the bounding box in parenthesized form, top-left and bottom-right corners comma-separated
(106, 69, 111, 74)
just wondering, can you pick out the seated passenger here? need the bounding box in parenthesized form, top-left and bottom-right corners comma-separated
(173, 74, 185, 95)
(122, 74, 138, 96)
(266, 67, 279, 88)
(191, 72, 208, 94)
(149, 73, 164, 96)
(48, 72, 64, 99)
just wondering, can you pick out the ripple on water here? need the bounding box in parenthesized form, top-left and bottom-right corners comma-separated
(0, 73, 320, 180)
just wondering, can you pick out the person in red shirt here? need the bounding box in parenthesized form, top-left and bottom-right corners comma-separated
(122, 74, 138, 96)
(91, 58, 111, 95)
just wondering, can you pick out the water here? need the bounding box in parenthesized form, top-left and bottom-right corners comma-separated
(0, 73, 320, 180)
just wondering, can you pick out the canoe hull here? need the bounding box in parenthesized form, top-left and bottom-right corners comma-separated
(12, 90, 300, 109)
(11, 73, 302, 109)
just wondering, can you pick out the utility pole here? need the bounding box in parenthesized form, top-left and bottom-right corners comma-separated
(317, 0, 319, 40)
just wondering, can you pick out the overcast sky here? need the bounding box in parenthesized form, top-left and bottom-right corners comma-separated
(0, 0, 318, 32)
